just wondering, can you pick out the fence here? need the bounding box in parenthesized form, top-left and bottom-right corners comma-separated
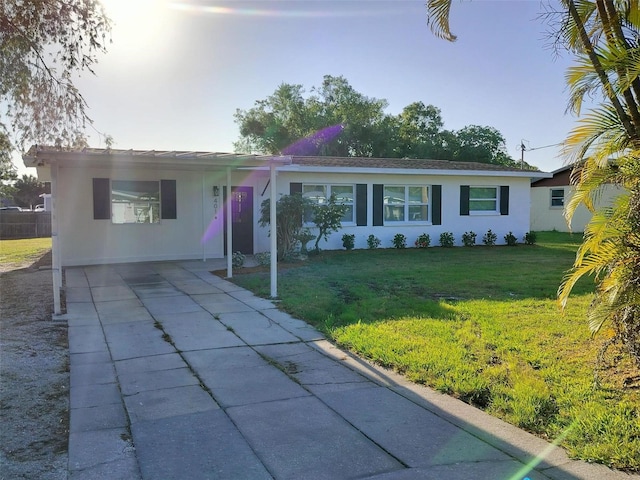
(0, 212, 52, 239)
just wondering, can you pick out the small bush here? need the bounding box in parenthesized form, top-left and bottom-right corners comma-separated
(504, 232, 518, 246)
(439, 232, 455, 248)
(524, 231, 537, 245)
(392, 233, 407, 249)
(462, 231, 477, 247)
(415, 233, 431, 248)
(367, 234, 381, 249)
(482, 229, 497, 246)
(342, 233, 355, 250)
(254, 251, 270, 266)
(232, 251, 245, 268)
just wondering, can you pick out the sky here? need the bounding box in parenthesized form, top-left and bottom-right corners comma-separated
(18, 0, 584, 175)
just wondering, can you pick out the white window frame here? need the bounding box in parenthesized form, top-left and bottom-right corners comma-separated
(302, 183, 355, 224)
(550, 188, 565, 208)
(469, 186, 499, 215)
(111, 180, 161, 224)
(384, 185, 430, 224)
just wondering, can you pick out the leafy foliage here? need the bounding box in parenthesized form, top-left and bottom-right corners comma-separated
(415, 233, 431, 248)
(12, 174, 49, 208)
(439, 232, 454, 247)
(341, 233, 355, 250)
(234, 75, 530, 167)
(310, 194, 348, 252)
(524, 231, 537, 245)
(0, 0, 111, 150)
(461, 231, 477, 247)
(367, 234, 381, 249)
(259, 193, 311, 260)
(482, 229, 497, 246)
(504, 231, 518, 246)
(232, 251, 245, 269)
(392, 233, 406, 249)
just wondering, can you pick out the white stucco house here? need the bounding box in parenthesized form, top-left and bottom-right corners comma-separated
(24, 146, 550, 312)
(530, 165, 624, 232)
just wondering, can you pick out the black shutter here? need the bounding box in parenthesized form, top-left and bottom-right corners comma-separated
(500, 186, 509, 215)
(93, 178, 110, 220)
(373, 184, 384, 226)
(356, 184, 367, 226)
(161, 180, 177, 219)
(290, 182, 302, 195)
(431, 185, 442, 225)
(460, 185, 470, 216)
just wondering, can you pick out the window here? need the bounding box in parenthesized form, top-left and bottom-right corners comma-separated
(469, 187, 498, 213)
(384, 185, 429, 223)
(112, 180, 160, 224)
(550, 188, 565, 207)
(302, 184, 354, 223)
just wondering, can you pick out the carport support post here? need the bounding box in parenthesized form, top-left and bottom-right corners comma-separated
(226, 167, 233, 278)
(51, 162, 61, 315)
(269, 162, 277, 298)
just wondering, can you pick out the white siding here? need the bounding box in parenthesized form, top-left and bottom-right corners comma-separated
(530, 184, 624, 233)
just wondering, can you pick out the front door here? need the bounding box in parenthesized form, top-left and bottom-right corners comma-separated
(224, 186, 254, 255)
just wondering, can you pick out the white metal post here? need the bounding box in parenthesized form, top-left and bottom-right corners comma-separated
(51, 162, 61, 315)
(270, 162, 278, 298)
(226, 167, 233, 278)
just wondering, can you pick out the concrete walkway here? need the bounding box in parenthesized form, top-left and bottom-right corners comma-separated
(61, 259, 637, 480)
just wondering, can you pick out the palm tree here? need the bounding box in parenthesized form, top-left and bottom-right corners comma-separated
(426, 0, 640, 366)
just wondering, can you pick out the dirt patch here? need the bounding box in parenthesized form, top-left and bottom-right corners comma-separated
(0, 250, 68, 479)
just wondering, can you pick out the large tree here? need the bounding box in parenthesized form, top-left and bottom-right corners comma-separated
(0, 0, 111, 153)
(427, 0, 640, 365)
(12, 173, 49, 208)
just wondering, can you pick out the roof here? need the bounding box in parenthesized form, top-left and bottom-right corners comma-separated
(23, 146, 291, 169)
(289, 155, 534, 172)
(23, 146, 551, 178)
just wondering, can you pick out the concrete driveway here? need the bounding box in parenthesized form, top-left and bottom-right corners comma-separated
(62, 259, 636, 480)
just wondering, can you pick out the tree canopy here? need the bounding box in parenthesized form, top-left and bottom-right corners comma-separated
(234, 75, 532, 168)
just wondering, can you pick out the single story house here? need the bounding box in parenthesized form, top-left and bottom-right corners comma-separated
(24, 146, 550, 312)
(530, 165, 624, 233)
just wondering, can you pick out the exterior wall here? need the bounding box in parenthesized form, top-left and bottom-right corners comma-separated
(530, 184, 624, 232)
(55, 164, 263, 266)
(253, 171, 532, 252)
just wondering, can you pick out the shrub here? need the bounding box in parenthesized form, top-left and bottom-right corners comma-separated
(232, 251, 245, 268)
(504, 231, 518, 246)
(462, 231, 477, 247)
(367, 234, 381, 249)
(259, 193, 312, 260)
(439, 232, 455, 247)
(254, 252, 270, 266)
(524, 231, 537, 245)
(392, 233, 406, 249)
(415, 233, 431, 248)
(296, 228, 315, 254)
(310, 194, 348, 252)
(483, 229, 497, 246)
(342, 233, 355, 250)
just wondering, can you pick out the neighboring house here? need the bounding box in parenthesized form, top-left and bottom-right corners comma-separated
(24, 146, 550, 311)
(530, 165, 624, 233)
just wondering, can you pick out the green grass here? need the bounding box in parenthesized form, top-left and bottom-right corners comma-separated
(0, 238, 52, 268)
(231, 231, 640, 471)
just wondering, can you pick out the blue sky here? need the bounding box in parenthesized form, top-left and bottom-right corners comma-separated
(20, 0, 582, 174)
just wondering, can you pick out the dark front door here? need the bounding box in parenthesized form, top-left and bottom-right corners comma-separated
(224, 186, 254, 255)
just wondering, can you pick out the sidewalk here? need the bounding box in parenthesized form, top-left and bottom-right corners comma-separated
(62, 259, 638, 480)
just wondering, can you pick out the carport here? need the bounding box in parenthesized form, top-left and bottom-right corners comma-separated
(23, 146, 292, 314)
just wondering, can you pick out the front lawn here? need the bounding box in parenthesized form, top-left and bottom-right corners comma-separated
(0, 237, 52, 270)
(230, 231, 640, 471)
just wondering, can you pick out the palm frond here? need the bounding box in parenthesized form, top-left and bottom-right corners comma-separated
(426, 0, 457, 42)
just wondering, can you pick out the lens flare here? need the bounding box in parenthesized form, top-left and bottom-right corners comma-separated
(281, 124, 344, 156)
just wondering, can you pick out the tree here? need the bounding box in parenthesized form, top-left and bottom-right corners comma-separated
(310, 195, 348, 252)
(235, 75, 390, 157)
(426, 0, 640, 366)
(395, 102, 445, 159)
(0, 132, 17, 200)
(12, 174, 49, 208)
(259, 194, 312, 260)
(0, 0, 111, 151)
(453, 125, 518, 166)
